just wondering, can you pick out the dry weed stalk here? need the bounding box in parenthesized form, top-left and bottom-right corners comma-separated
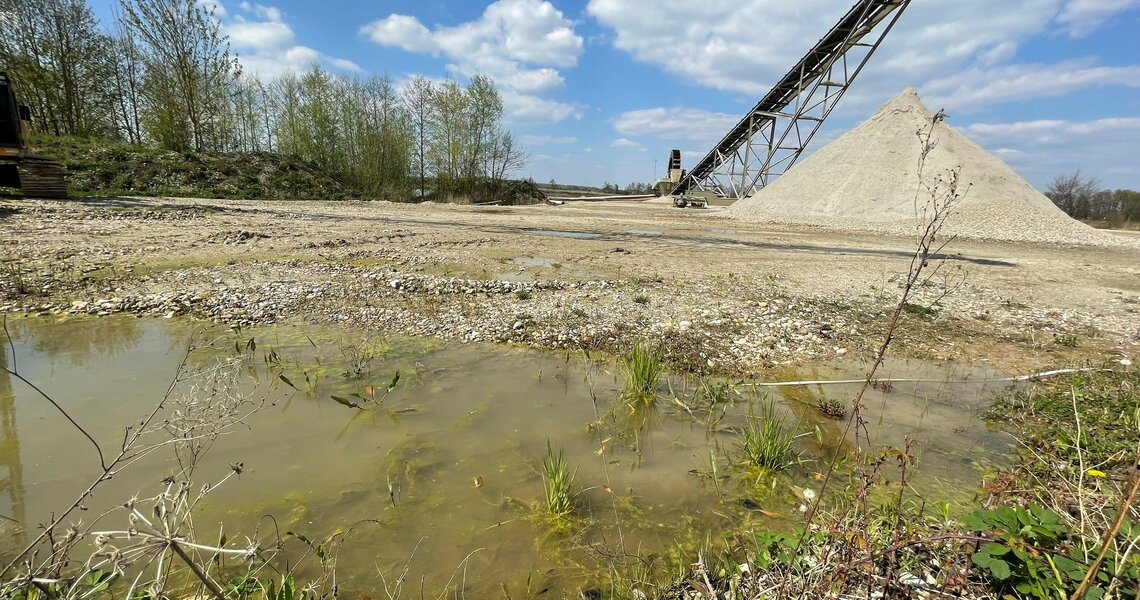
(0, 323, 292, 599)
(775, 110, 970, 596)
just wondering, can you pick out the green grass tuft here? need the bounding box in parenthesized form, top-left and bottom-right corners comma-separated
(902, 302, 939, 320)
(621, 342, 664, 405)
(737, 399, 800, 471)
(542, 440, 576, 519)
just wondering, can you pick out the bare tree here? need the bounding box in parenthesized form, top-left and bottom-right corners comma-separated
(1046, 169, 1102, 220)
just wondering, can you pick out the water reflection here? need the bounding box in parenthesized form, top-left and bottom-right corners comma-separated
(7, 316, 145, 367)
(0, 347, 27, 551)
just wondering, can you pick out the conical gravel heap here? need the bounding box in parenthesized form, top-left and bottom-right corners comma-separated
(728, 88, 1126, 246)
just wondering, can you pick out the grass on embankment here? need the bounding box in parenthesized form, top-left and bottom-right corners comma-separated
(30, 134, 354, 200)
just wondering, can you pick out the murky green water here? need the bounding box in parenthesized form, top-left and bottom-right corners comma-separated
(0, 316, 1012, 596)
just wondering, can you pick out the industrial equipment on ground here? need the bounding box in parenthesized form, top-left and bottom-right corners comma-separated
(0, 72, 67, 198)
(651, 149, 709, 208)
(671, 0, 911, 200)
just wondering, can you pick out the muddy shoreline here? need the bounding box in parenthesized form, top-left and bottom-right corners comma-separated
(3, 196, 1137, 374)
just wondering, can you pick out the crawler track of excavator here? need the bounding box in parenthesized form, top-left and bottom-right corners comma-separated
(15, 157, 67, 198)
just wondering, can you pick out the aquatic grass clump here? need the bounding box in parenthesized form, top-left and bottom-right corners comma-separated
(621, 341, 664, 406)
(737, 400, 800, 471)
(542, 440, 577, 520)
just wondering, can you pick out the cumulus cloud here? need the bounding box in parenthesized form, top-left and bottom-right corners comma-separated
(610, 138, 641, 148)
(361, 0, 584, 124)
(587, 0, 1140, 109)
(227, 3, 359, 78)
(501, 89, 581, 124)
(362, 15, 436, 53)
(613, 107, 738, 143)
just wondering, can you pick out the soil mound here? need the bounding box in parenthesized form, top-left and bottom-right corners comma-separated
(728, 88, 1129, 246)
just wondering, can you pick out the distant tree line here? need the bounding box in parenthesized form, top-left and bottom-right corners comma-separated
(0, 0, 527, 201)
(1046, 170, 1140, 226)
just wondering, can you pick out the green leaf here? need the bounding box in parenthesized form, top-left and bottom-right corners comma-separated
(981, 543, 1010, 557)
(989, 559, 1012, 580)
(330, 395, 361, 409)
(387, 370, 401, 393)
(84, 569, 113, 588)
(282, 575, 296, 600)
(1052, 556, 1084, 581)
(1012, 546, 1030, 563)
(960, 512, 990, 531)
(278, 374, 298, 389)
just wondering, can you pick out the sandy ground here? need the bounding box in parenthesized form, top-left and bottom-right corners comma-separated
(2, 196, 1137, 374)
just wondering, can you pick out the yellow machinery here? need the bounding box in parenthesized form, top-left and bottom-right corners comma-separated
(0, 72, 66, 198)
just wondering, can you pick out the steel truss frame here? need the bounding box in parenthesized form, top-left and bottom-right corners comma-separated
(674, 0, 912, 199)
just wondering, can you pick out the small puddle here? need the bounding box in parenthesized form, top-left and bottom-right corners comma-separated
(510, 256, 558, 268)
(624, 229, 663, 237)
(0, 317, 1013, 594)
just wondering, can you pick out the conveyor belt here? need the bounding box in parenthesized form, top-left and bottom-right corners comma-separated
(674, 0, 910, 197)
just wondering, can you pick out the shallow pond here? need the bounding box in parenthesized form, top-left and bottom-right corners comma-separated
(0, 316, 1012, 596)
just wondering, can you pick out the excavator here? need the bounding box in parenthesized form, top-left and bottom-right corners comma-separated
(0, 72, 67, 198)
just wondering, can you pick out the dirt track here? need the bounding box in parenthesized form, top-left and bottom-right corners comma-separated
(2, 196, 1137, 374)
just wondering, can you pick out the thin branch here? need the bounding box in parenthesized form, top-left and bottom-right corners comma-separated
(1, 366, 107, 470)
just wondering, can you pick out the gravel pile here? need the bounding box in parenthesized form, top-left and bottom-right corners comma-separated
(729, 88, 1135, 248)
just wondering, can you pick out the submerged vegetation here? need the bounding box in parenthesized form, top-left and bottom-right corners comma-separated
(2, 315, 1136, 599)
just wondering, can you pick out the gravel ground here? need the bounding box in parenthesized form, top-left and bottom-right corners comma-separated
(2, 196, 1137, 374)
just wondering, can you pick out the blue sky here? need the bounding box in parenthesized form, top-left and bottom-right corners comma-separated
(92, 0, 1140, 191)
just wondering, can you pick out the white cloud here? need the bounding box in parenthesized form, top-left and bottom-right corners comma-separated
(1057, 0, 1140, 36)
(964, 117, 1140, 188)
(587, 0, 1070, 96)
(522, 134, 578, 145)
(227, 19, 294, 49)
(612, 107, 738, 143)
(326, 57, 363, 72)
(924, 59, 1140, 108)
(228, 3, 359, 77)
(361, 15, 436, 53)
(361, 0, 584, 124)
(967, 117, 1140, 140)
(610, 138, 641, 148)
(501, 89, 580, 124)
(587, 0, 1140, 110)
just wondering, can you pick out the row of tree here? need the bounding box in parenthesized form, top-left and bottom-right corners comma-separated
(0, 0, 526, 200)
(1046, 170, 1140, 225)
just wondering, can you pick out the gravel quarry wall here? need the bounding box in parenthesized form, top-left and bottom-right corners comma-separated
(728, 88, 1134, 248)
